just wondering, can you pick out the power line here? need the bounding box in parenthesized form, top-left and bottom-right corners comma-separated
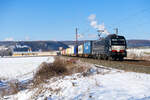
(117, 7, 150, 24)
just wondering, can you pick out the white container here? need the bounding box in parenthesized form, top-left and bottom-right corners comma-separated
(70, 46, 75, 55)
(78, 45, 83, 54)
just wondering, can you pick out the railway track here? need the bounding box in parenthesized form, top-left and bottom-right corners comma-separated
(62, 56, 150, 74)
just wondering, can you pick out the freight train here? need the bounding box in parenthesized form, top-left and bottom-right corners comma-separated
(61, 34, 127, 61)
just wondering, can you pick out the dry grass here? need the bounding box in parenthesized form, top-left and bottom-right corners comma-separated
(33, 57, 68, 85)
(0, 80, 19, 97)
(8, 81, 19, 94)
(33, 57, 88, 86)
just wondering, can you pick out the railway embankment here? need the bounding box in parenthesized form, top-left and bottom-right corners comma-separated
(62, 56, 150, 74)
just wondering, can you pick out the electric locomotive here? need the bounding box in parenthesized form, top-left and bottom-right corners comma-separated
(91, 34, 127, 60)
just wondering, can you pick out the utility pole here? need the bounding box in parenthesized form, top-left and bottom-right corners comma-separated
(115, 28, 118, 35)
(97, 30, 104, 40)
(76, 28, 78, 45)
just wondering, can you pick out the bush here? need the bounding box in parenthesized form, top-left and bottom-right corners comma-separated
(33, 57, 89, 86)
(33, 57, 68, 85)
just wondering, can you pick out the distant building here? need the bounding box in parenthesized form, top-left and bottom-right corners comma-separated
(0, 46, 13, 57)
(14, 44, 31, 52)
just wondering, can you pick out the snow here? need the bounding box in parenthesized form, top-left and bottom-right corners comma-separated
(43, 71, 150, 100)
(0, 56, 54, 79)
(1, 57, 150, 100)
(127, 48, 150, 57)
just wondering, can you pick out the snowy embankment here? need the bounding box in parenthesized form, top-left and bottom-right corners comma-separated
(1, 57, 150, 100)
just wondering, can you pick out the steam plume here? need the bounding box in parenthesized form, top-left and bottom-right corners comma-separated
(88, 14, 109, 35)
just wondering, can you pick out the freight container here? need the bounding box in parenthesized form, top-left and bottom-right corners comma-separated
(64, 49, 66, 55)
(70, 46, 74, 55)
(66, 48, 69, 55)
(65, 49, 67, 55)
(66, 48, 71, 55)
(69, 48, 72, 55)
(62, 49, 66, 55)
(83, 41, 92, 55)
(74, 45, 78, 56)
(60, 50, 63, 55)
(69, 45, 78, 56)
(78, 45, 83, 56)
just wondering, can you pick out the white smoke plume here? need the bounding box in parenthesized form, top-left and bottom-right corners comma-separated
(88, 14, 109, 35)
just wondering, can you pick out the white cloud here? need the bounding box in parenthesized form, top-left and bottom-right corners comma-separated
(4, 37, 14, 41)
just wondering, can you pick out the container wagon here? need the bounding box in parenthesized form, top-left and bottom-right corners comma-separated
(83, 41, 92, 57)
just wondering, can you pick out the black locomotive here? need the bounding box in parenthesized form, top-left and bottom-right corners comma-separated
(91, 34, 127, 60)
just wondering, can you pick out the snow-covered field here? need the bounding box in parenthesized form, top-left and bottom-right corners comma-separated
(127, 48, 150, 57)
(0, 57, 54, 80)
(1, 57, 150, 100)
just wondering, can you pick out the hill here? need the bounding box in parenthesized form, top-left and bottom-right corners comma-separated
(127, 40, 150, 48)
(0, 41, 68, 52)
(0, 40, 150, 52)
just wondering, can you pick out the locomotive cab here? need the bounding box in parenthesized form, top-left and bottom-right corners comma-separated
(107, 34, 127, 60)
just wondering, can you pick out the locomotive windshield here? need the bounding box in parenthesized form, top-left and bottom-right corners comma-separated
(111, 38, 126, 45)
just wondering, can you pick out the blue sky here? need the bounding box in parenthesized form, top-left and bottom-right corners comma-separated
(0, 0, 150, 41)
